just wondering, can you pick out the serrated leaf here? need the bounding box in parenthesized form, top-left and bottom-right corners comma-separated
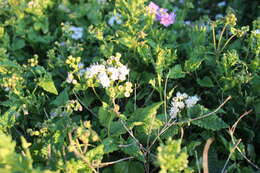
(197, 76, 214, 87)
(113, 161, 145, 173)
(188, 105, 228, 130)
(38, 75, 58, 95)
(51, 88, 69, 106)
(192, 115, 228, 131)
(168, 65, 186, 79)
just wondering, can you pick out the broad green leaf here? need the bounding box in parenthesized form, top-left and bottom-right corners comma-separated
(12, 39, 25, 50)
(197, 76, 214, 87)
(113, 161, 145, 173)
(129, 102, 163, 134)
(51, 88, 69, 106)
(121, 138, 145, 162)
(188, 105, 228, 131)
(102, 137, 119, 154)
(38, 75, 58, 95)
(110, 121, 127, 136)
(192, 115, 228, 131)
(98, 103, 115, 128)
(168, 65, 186, 79)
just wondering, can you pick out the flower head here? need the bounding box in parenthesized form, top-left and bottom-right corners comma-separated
(69, 26, 83, 40)
(159, 12, 176, 27)
(98, 72, 110, 88)
(66, 73, 74, 83)
(185, 96, 200, 108)
(108, 13, 122, 26)
(147, 2, 159, 15)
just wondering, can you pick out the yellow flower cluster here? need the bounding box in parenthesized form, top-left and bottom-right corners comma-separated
(66, 55, 81, 71)
(66, 100, 83, 112)
(108, 81, 133, 98)
(225, 13, 237, 26)
(27, 55, 39, 67)
(106, 52, 122, 66)
(1, 74, 23, 93)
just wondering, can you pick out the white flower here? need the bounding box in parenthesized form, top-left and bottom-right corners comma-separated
(66, 72, 73, 83)
(85, 64, 105, 78)
(118, 65, 129, 80)
(176, 92, 188, 100)
(69, 26, 83, 40)
(107, 67, 119, 81)
(217, 1, 226, 7)
(169, 106, 179, 118)
(185, 95, 200, 108)
(108, 13, 122, 26)
(174, 101, 185, 109)
(98, 72, 110, 88)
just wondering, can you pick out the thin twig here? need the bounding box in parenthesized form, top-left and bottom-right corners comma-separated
(99, 157, 134, 168)
(230, 109, 252, 135)
(203, 138, 214, 173)
(228, 110, 260, 170)
(221, 139, 241, 173)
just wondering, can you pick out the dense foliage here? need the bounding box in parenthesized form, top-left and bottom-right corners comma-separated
(0, 0, 259, 172)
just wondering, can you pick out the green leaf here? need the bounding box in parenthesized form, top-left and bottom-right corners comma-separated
(38, 75, 58, 95)
(168, 65, 186, 79)
(184, 57, 203, 72)
(113, 161, 145, 173)
(51, 88, 69, 106)
(12, 39, 25, 50)
(192, 115, 228, 131)
(0, 106, 17, 131)
(129, 102, 163, 134)
(110, 121, 127, 136)
(197, 76, 214, 87)
(188, 105, 228, 131)
(102, 137, 119, 154)
(121, 138, 145, 162)
(86, 145, 104, 163)
(98, 103, 115, 128)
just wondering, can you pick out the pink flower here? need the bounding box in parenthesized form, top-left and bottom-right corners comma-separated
(147, 2, 159, 15)
(159, 12, 176, 27)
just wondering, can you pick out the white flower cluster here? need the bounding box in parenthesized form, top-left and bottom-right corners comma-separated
(108, 13, 122, 26)
(169, 92, 200, 118)
(69, 26, 83, 40)
(83, 54, 130, 88)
